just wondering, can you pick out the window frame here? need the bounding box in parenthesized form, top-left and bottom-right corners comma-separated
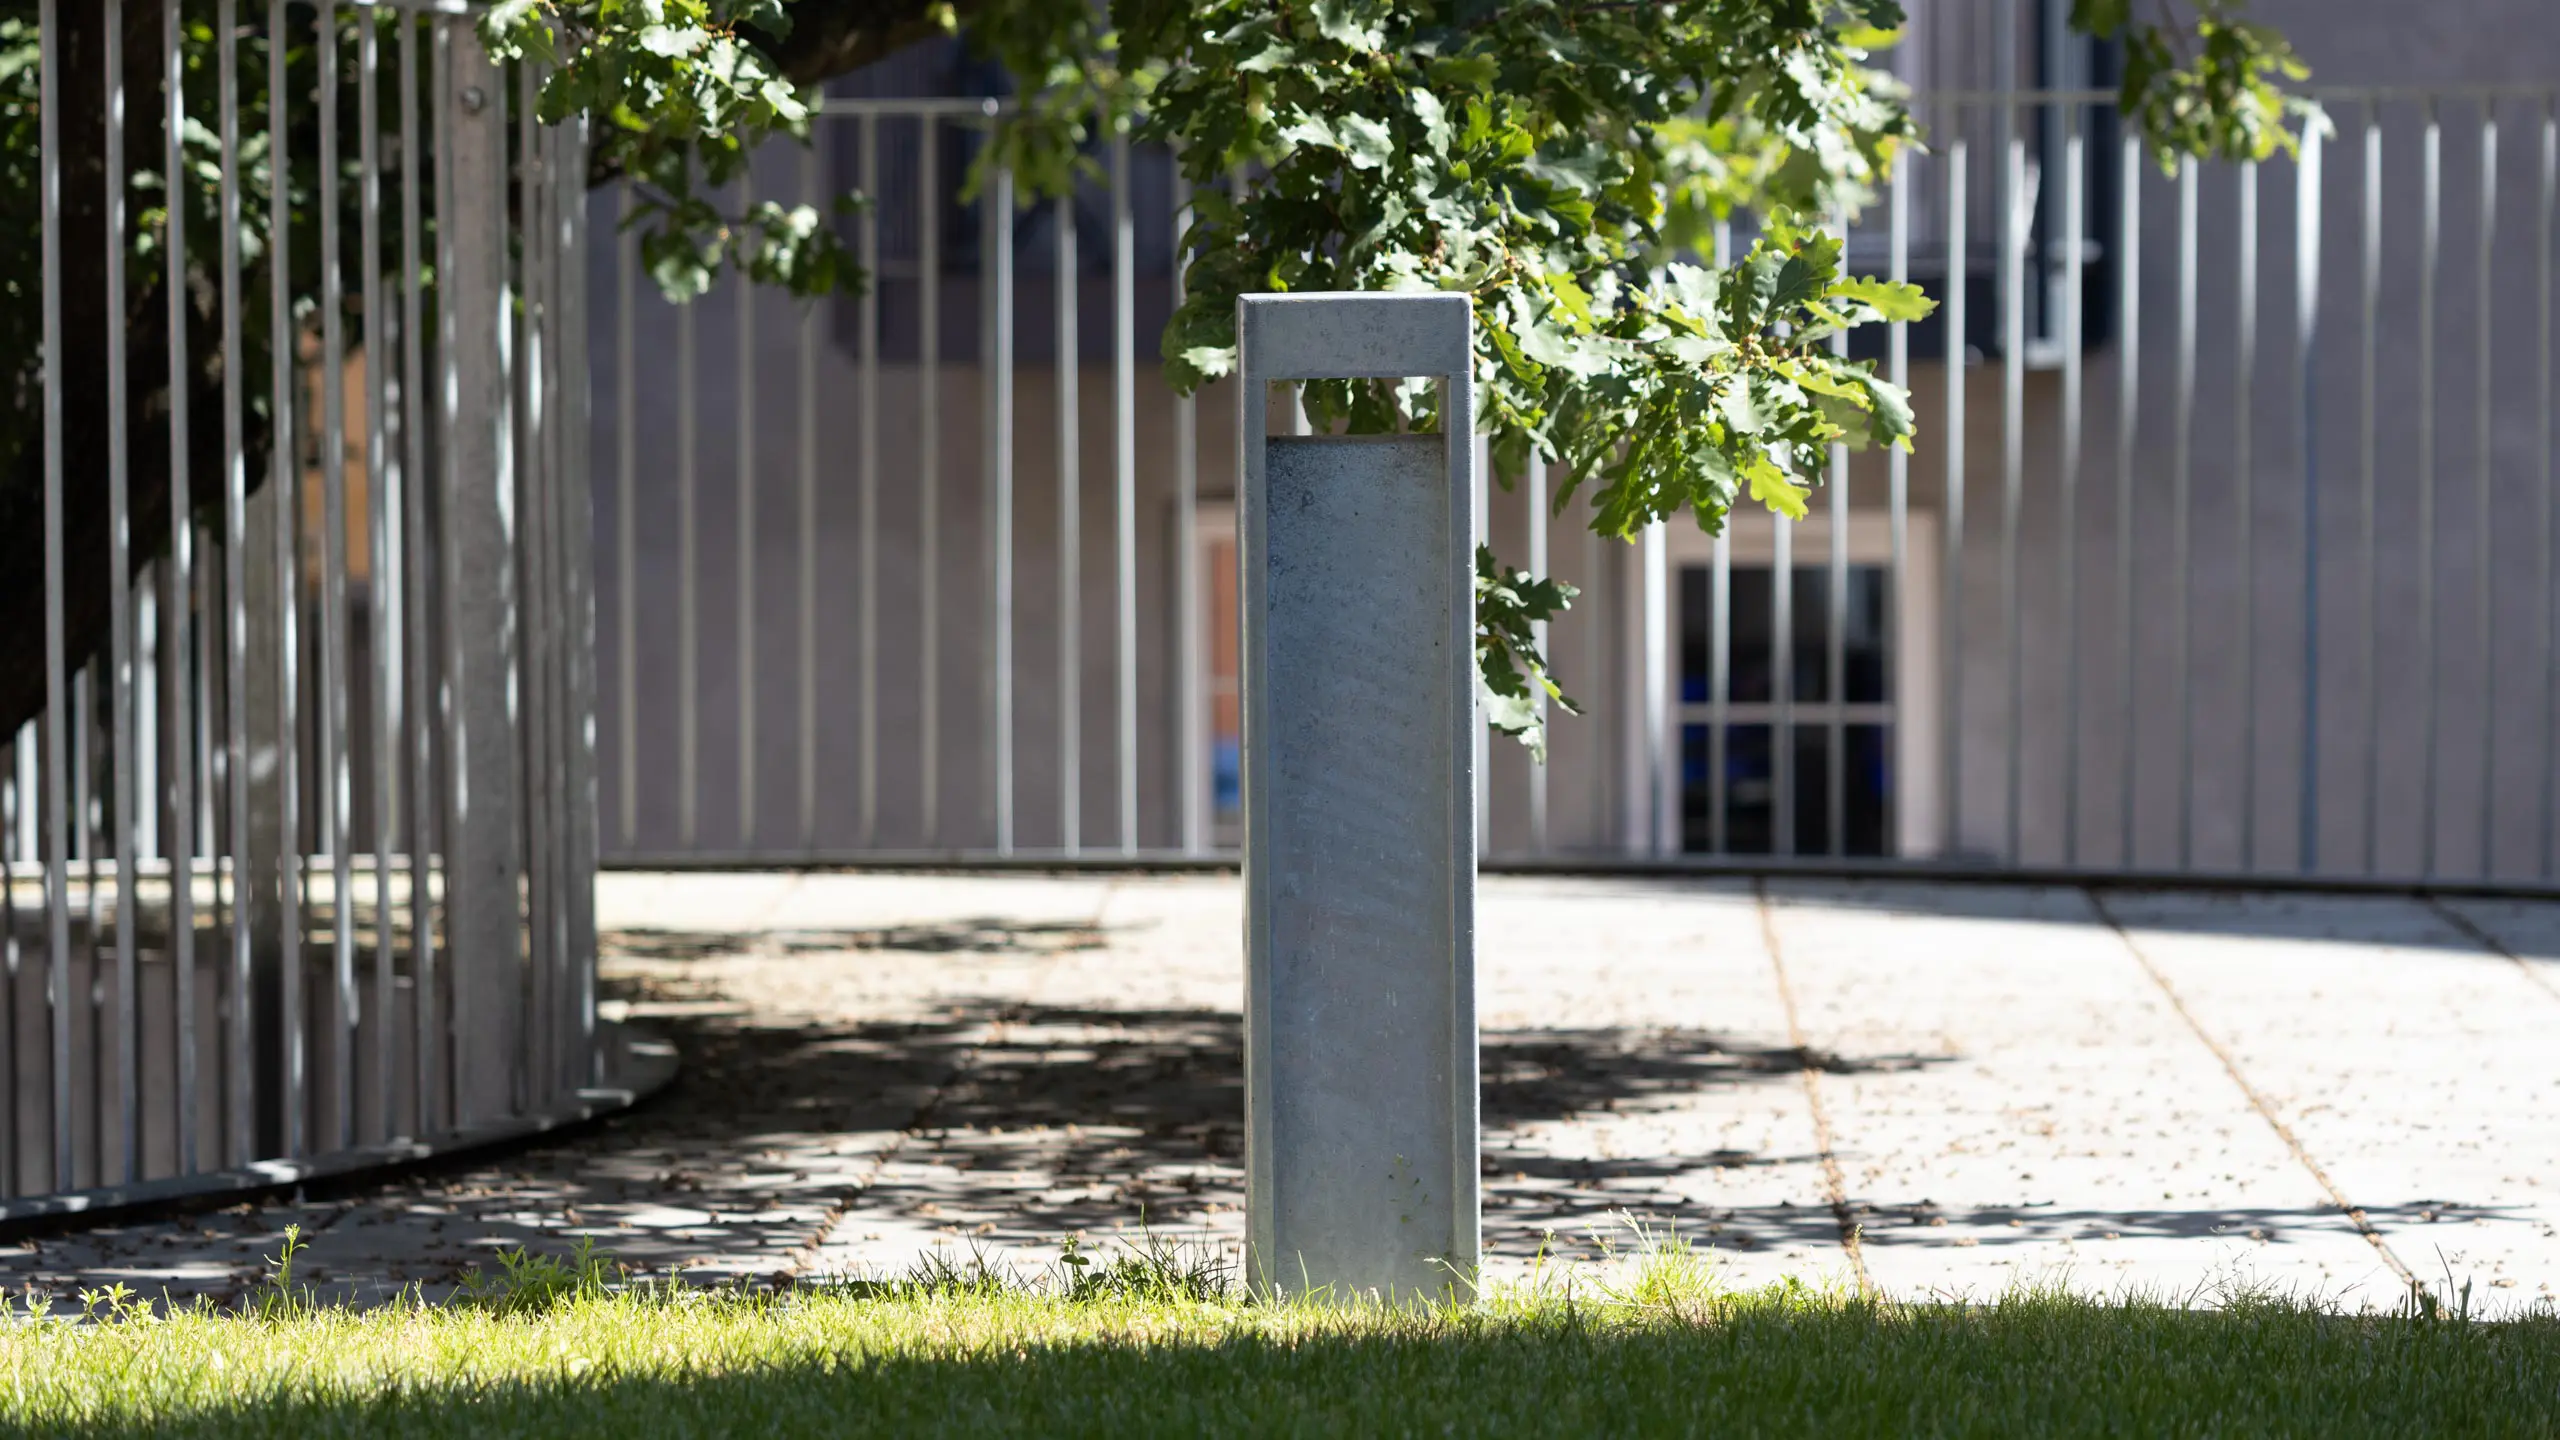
(1643, 507, 1944, 858)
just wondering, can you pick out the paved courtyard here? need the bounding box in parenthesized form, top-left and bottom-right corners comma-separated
(6, 871, 2558, 1313)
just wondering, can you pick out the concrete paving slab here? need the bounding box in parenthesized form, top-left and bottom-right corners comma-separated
(1470, 878, 1844, 1289)
(1764, 880, 2390, 1306)
(2101, 889, 2560, 1314)
(5, 872, 2555, 1316)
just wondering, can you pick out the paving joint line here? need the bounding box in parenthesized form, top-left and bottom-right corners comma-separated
(778, 1017, 1008, 1285)
(1752, 878, 1874, 1297)
(2420, 893, 2560, 1008)
(2084, 888, 2416, 1288)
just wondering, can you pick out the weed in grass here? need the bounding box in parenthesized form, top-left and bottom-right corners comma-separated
(815, 1222, 1235, 1306)
(456, 1236, 627, 1316)
(884, 1242, 1030, 1298)
(249, 1224, 314, 1321)
(1056, 1219, 1233, 1303)
(75, 1282, 144, 1325)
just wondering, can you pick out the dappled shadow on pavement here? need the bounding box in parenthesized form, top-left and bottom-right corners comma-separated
(0, 979, 1933, 1307)
(752, 997, 1948, 1268)
(602, 917, 1110, 962)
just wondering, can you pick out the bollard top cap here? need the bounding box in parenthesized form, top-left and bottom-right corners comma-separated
(1237, 292, 1472, 383)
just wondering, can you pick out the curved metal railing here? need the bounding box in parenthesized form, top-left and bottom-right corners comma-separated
(0, 1, 642, 1218)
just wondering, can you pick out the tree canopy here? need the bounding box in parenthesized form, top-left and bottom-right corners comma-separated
(486, 0, 2308, 753)
(0, 0, 2309, 750)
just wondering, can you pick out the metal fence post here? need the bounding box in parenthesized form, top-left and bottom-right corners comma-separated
(439, 25, 523, 1127)
(238, 480, 292, 1160)
(561, 119, 601, 1090)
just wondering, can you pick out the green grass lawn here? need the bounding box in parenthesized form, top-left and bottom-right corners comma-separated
(6, 1230, 2557, 1438)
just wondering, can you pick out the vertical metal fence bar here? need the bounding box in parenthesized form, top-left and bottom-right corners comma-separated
(1056, 184, 1081, 855)
(10, 735, 26, 863)
(1475, 433, 1491, 854)
(2234, 160, 2259, 871)
(2172, 156, 2198, 871)
(556, 113, 581, 1089)
(1772, 507, 1794, 858)
(615, 185, 636, 851)
(2, 739, 15, 1197)
(1942, 131, 1967, 859)
(1826, 210, 1849, 859)
(1173, 168, 1203, 857)
(269, 0, 305, 1159)
(513, 79, 548, 1103)
(799, 142, 820, 852)
(2117, 132, 2141, 868)
(141, 579, 158, 871)
(920, 117, 942, 845)
(560, 98, 587, 1093)
(991, 163, 1017, 855)
(857, 115, 880, 848)
(141, 578, 158, 870)
(548, 110, 579, 1098)
(2475, 107, 2499, 878)
(562, 96, 590, 1095)
(528, 111, 554, 1081)
(360, 2, 393, 1146)
(196, 518, 217, 902)
(1709, 221, 1732, 856)
(320, 0, 360, 1153)
(676, 175, 698, 850)
(163, 0, 198, 1174)
(2419, 100, 2441, 877)
(736, 171, 758, 849)
(38, 0, 73, 1194)
(2541, 98, 2557, 880)
(2296, 112, 2326, 874)
(1113, 133, 1138, 855)
(195, 539, 213, 938)
(519, 70, 555, 1104)
(400, 9, 431, 1137)
(424, 13, 453, 1131)
(442, 21, 522, 1126)
(551, 115, 577, 1085)
(2058, 107, 2086, 867)
(1641, 519, 1669, 856)
(217, 0, 251, 1165)
(550, 119, 570, 1072)
(2360, 101, 2383, 875)
(1706, 513, 1729, 856)
(1887, 170, 1909, 858)
(529, 111, 555, 1077)
(1528, 456, 1550, 855)
(1999, 119, 2026, 865)
(562, 113, 601, 1092)
(105, 0, 143, 1184)
(74, 674, 94, 1184)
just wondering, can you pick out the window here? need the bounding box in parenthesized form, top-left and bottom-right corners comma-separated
(1679, 564, 1893, 856)
(1643, 509, 1941, 859)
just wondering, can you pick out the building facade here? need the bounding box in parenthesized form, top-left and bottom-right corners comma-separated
(588, 0, 2560, 883)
